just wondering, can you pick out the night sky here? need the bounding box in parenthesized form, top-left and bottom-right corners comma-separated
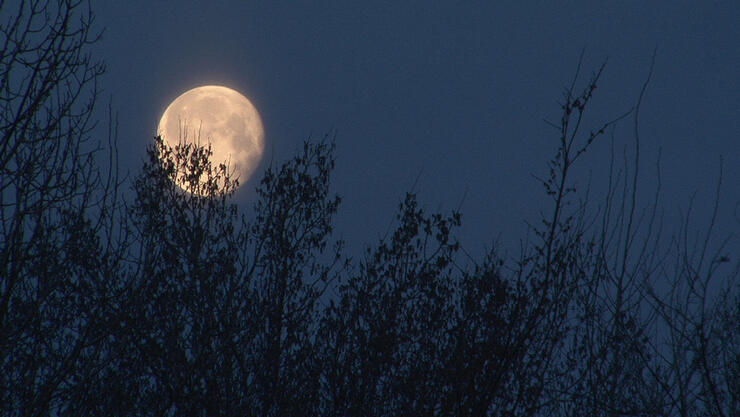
(94, 1, 739, 258)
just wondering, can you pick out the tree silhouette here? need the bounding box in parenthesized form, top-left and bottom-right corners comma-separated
(90, 135, 343, 417)
(0, 1, 126, 415)
(2, 2, 738, 416)
(317, 192, 461, 415)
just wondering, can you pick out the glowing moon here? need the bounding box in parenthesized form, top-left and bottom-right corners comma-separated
(158, 85, 264, 193)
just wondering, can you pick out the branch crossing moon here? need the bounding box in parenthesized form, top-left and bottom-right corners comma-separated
(158, 85, 265, 194)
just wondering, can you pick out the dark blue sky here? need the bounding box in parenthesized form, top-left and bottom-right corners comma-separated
(94, 1, 739, 257)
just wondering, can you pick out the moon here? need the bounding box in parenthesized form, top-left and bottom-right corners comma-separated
(158, 85, 265, 194)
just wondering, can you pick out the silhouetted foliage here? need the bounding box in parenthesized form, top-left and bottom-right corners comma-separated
(0, 1, 126, 415)
(2, 2, 738, 417)
(318, 193, 461, 415)
(87, 135, 343, 417)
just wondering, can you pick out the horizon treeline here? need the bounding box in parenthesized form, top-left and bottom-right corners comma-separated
(1, 2, 738, 416)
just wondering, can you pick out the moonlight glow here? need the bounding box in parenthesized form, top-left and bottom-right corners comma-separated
(158, 85, 265, 194)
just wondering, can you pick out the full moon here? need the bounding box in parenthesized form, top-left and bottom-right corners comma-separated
(158, 85, 265, 194)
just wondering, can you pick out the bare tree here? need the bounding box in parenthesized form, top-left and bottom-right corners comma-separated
(98, 135, 343, 417)
(318, 192, 461, 415)
(313, 56, 736, 417)
(0, 1, 125, 416)
(641, 169, 738, 417)
(538, 56, 738, 417)
(3, 2, 736, 414)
